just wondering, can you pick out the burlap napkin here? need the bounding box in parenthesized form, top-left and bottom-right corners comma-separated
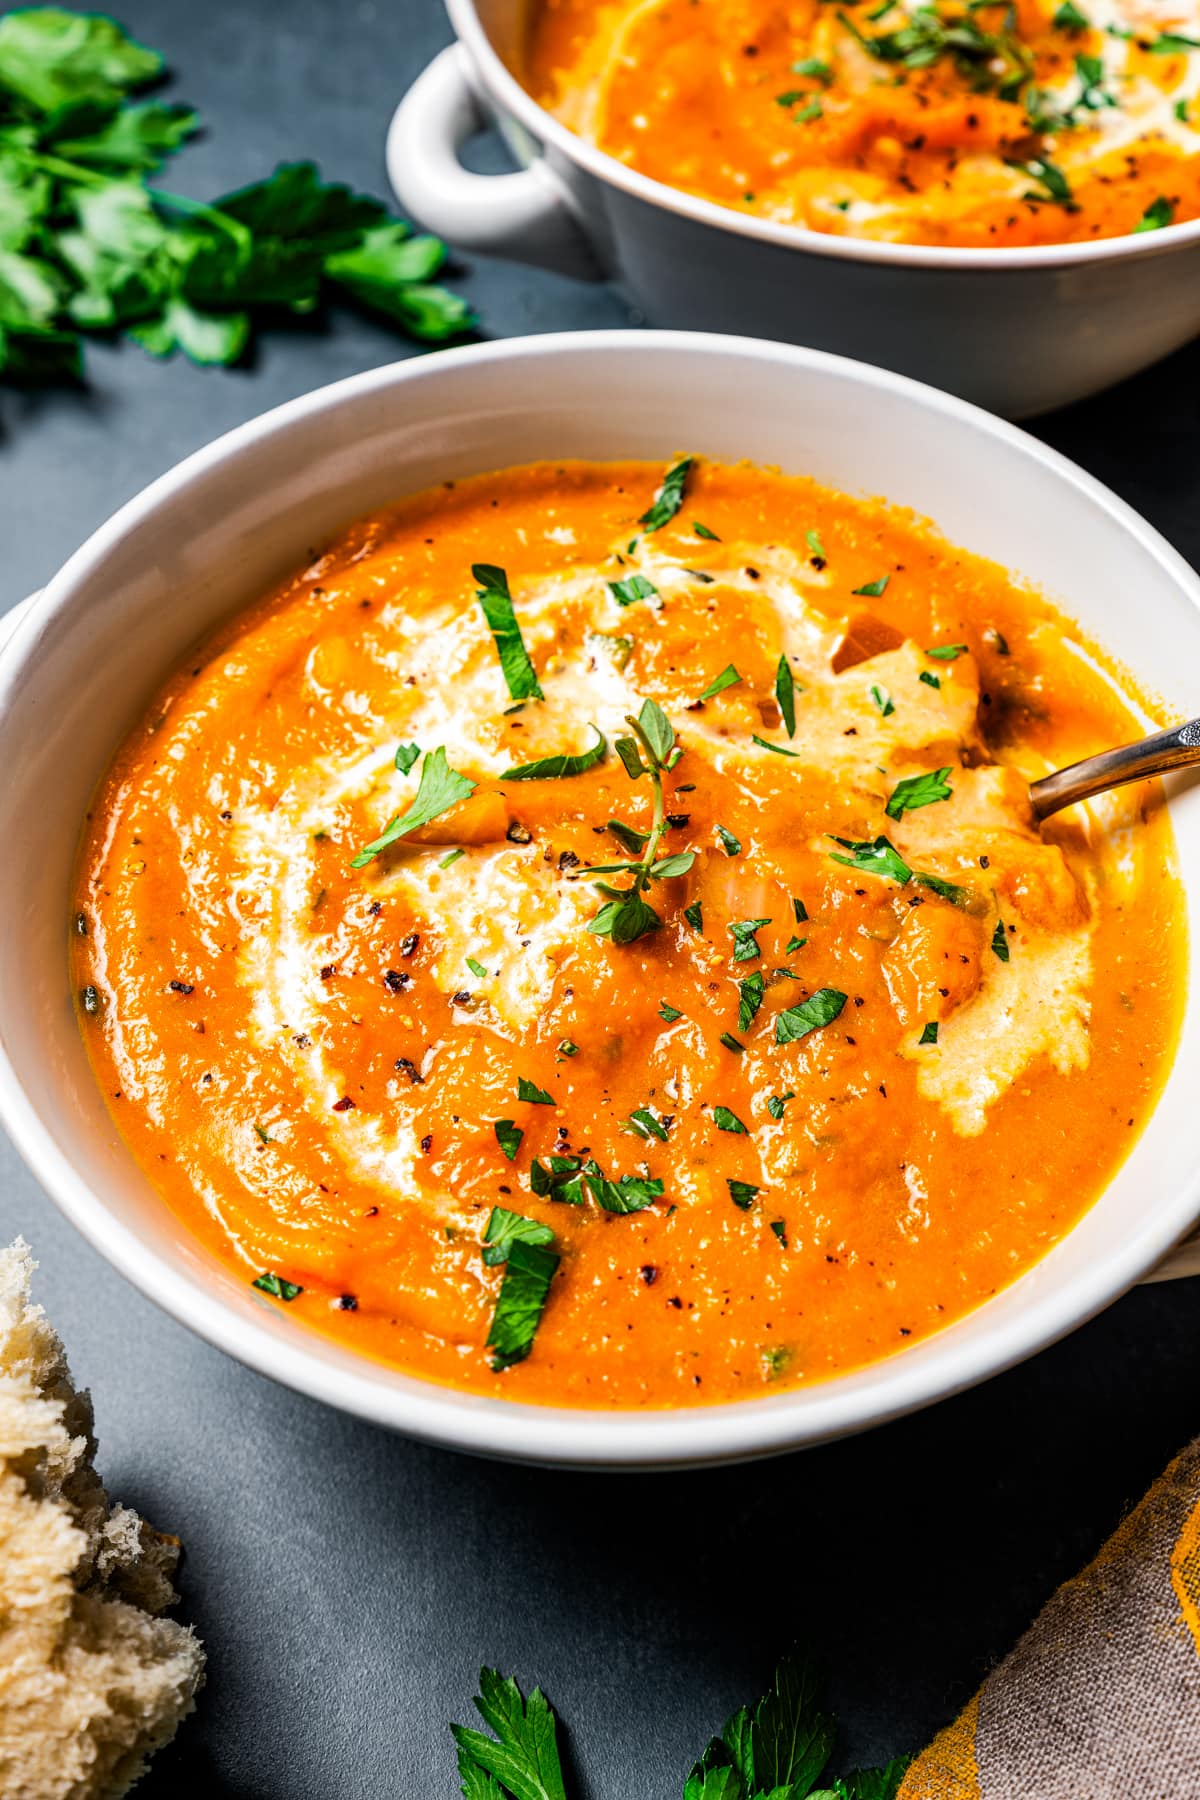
(899, 1438, 1200, 1797)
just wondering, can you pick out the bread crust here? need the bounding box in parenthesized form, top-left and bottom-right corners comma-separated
(0, 1241, 205, 1799)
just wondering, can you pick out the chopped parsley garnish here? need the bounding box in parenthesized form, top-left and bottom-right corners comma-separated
(806, 528, 827, 560)
(608, 572, 658, 608)
(785, 935, 807, 955)
(871, 685, 895, 718)
(728, 917, 771, 961)
(716, 823, 742, 857)
(737, 972, 765, 1031)
(770, 1219, 788, 1248)
(485, 1237, 559, 1370)
(502, 724, 607, 780)
(530, 1155, 587, 1205)
(917, 871, 968, 903)
(254, 1123, 272, 1144)
(853, 575, 889, 598)
(623, 1107, 671, 1142)
(792, 96, 823, 122)
(438, 848, 464, 870)
(558, 1038, 579, 1056)
(472, 563, 544, 701)
(352, 746, 476, 868)
(493, 1118, 523, 1161)
(829, 834, 967, 904)
(253, 1271, 302, 1301)
(587, 699, 688, 946)
(466, 957, 488, 978)
(532, 1154, 663, 1213)
(587, 1161, 664, 1213)
(919, 669, 941, 690)
(728, 1179, 760, 1209)
(792, 54, 834, 81)
(713, 1105, 749, 1134)
(1053, 0, 1089, 27)
(394, 742, 420, 774)
(719, 1031, 745, 1054)
(698, 664, 742, 702)
(925, 642, 967, 661)
(793, 898, 809, 923)
(775, 986, 847, 1044)
(481, 1206, 555, 1267)
(639, 457, 692, 531)
(659, 1000, 683, 1022)
(1074, 51, 1114, 109)
(829, 834, 912, 883)
(775, 655, 797, 737)
(684, 900, 703, 932)
(1150, 31, 1200, 51)
(839, 3, 1034, 98)
(767, 1090, 795, 1119)
(885, 766, 953, 819)
(991, 918, 1011, 962)
(693, 521, 721, 540)
(1014, 158, 1076, 209)
(919, 1021, 939, 1045)
(752, 734, 801, 758)
(517, 1077, 555, 1106)
(1135, 196, 1176, 232)
(607, 817, 649, 855)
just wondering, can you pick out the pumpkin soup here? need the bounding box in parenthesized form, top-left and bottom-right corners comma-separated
(525, 0, 1200, 246)
(71, 458, 1184, 1407)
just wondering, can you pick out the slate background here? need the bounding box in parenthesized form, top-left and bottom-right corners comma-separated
(2, 1, 1200, 1792)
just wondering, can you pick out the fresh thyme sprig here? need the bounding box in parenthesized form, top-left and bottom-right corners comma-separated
(583, 698, 693, 945)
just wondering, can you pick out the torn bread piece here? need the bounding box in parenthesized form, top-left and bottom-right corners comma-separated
(0, 1241, 204, 1800)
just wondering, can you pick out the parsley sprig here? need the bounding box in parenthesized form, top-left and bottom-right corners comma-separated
(584, 699, 693, 945)
(451, 1652, 910, 1799)
(0, 10, 474, 391)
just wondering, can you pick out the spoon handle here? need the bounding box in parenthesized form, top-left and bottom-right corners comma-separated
(1030, 717, 1200, 821)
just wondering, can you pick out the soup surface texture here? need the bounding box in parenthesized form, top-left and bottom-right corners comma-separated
(525, 0, 1200, 245)
(74, 458, 1183, 1408)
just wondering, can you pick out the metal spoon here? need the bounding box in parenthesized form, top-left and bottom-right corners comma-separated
(1030, 718, 1200, 821)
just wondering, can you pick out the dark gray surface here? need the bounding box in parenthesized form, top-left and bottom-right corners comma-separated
(3, 2, 1200, 1793)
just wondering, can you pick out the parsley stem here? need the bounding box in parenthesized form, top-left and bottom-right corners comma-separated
(14, 148, 110, 187)
(624, 712, 667, 897)
(154, 188, 253, 249)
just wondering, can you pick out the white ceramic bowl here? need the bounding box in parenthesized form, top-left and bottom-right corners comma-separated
(387, 0, 1200, 417)
(2, 331, 1198, 1468)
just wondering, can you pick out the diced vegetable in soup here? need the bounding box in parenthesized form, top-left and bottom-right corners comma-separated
(71, 458, 1184, 1407)
(524, 0, 1200, 246)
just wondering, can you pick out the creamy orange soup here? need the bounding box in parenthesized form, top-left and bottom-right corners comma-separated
(525, 0, 1200, 245)
(72, 459, 1184, 1408)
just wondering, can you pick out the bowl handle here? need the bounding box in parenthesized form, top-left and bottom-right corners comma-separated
(386, 46, 604, 281)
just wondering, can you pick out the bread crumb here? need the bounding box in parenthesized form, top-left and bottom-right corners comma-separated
(0, 1240, 205, 1798)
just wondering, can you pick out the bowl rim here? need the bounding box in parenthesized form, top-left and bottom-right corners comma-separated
(447, 0, 1200, 273)
(3, 328, 1200, 1469)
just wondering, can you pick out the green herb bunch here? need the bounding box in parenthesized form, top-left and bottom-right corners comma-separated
(0, 7, 474, 388)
